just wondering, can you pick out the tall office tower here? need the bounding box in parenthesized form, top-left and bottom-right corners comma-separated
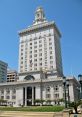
(18, 7, 63, 79)
(0, 60, 8, 83)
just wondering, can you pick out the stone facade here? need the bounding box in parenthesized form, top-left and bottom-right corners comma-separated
(0, 76, 80, 107)
(0, 7, 80, 107)
(18, 7, 63, 78)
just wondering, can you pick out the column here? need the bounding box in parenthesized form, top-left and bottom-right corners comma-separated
(25, 87, 27, 106)
(51, 86, 54, 105)
(4, 88, 6, 100)
(32, 87, 34, 105)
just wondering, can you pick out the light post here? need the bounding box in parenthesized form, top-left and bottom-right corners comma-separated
(63, 76, 67, 108)
(40, 69, 43, 105)
(40, 68, 47, 105)
(76, 87, 80, 100)
(78, 74, 82, 99)
(66, 79, 70, 107)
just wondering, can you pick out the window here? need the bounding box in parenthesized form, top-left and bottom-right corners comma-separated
(21, 45, 24, 47)
(50, 61, 53, 64)
(39, 40, 42, 43)
(45, 62, 47, 64)
(54, 94, 59, 98)
(39, 36, 41, 39)
(39, 63, 42, 66)
(34, 63, 37, 66)
(46, 87, 50, 92)
(34, 59, 37, 62)
(34, 68, 37, 70)
(34, 54, 37, 57)
(30, 51, 32, 54)
(34, 50, 37, 53)
(54, 86, 59, 91)
(30, 47, 32, 49)
(21, 57, 23, 59)
(1, 96, 4, 99)
(1, 90, 4, 94)
(39, 53, 42, 56)
(30, 43, 32, 45)
(49, 47, 52, 50)
(39, 58, 42, 61)
(34, 37, 37, 40)
(34, 41, 37, 44)
(6, 89, 10, 94)
(49, 33, 51, 36)
(49, 38, 51, 41)
(12, 89, 16, 94)
(20, 66, 23, 68)
(49, 42, 52, 45)
(50, 51, 52, 54)
(39, 44, 42, 47)
(30, 55, 32, 58)
(12, 96, 16, 99)
(21, 61, 23, 64)
(50, 56, 53, 59)
(6, 96, 10, 99)
(21, 53, 23, 55)
(21, 49, 23, 51)
(46, 94, 51, 98)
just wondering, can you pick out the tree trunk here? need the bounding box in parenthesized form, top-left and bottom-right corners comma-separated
(74, 107, 78, 114)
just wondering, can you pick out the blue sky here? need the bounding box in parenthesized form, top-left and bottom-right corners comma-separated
(0, 0, 82, 77)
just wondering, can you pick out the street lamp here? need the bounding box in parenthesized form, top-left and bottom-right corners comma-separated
(40, 68, 47, 105)
(78, 74, 82, 99)
(40, 68, 43, 105)
(66, 79, 70, 107)
(63, 76, 67, 108)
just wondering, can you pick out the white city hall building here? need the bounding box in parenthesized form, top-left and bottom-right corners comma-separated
(0, 7, 80, 107)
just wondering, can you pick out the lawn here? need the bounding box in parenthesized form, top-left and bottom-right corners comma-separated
(0, 106, 64, 112)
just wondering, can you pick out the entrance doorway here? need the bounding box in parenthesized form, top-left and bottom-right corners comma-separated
(27, 87, 32, 105)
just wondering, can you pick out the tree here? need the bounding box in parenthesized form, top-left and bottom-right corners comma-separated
(34, 99, 45, 105)
(0, 99, 7, 106)
(69, 100, 82, 114)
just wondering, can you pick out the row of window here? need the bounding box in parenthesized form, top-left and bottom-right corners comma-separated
(20, 33, 52, 44)
(0, 89, 16, 94)
(0, 95, 16, 100)
(20, 46, 52, 56)
(46, 93, 59, 99)
(46, 86, 59, 92)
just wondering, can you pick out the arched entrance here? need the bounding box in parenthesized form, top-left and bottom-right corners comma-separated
(23, 75, 35, 106)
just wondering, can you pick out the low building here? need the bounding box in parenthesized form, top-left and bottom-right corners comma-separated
(7, 70, 18, 82)
(0, 74, 80, 107)
(0, 60, 8, 83)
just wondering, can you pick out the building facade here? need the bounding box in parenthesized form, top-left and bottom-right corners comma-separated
(0, 60, 8, 83)
(18, 7, 63, 79)
(0, 7, 80, 107)
(0, 77, 80, 107)
(7, 70, 18, 82)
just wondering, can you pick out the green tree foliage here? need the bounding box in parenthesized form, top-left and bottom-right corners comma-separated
(69, 100, 82, 114)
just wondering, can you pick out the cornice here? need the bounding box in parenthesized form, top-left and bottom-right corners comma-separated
(18, 21, 61, 37)
(0, 78, 63, 87)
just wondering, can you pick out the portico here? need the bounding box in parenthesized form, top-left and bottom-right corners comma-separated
(23, 86, 35, 106)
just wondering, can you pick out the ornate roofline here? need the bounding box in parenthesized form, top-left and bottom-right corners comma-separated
(18, 21, 61, 37)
